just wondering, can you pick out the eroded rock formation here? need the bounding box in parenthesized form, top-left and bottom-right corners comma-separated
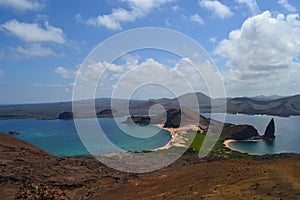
(263, 118, 275, 139)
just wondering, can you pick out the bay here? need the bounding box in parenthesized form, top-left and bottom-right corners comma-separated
(205, 113, 300, 155)
(0, 118, 171, 156)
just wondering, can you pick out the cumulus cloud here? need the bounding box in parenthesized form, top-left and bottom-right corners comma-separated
(79, 0, 175, 30)
(0, 0, 44, 11)
(65, 56, 224, 100)
(0, 69, 4, 77)
(1, 20, 65, 43)
(215, 11, 300, 95)
(278, 0, 297, 13)
(209, 36, 217, 43)
(12, 44, 60, 58)
(190, 14, 204, 25)
(234, 0, 260, 15)
(54, 66, 75, 79)
(199, 0, 233, 19)
(172, 5, 179, 11)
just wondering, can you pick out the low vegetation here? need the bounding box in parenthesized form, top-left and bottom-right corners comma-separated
(183, 130, 251, 158)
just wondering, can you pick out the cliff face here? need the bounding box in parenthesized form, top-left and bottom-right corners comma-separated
(263, 118, 275, 139)
(126, 116, 151, 125)
(163, 109, 182, 128)
(124, 108, 209, 128)
(124, 108, 259, 140)
(97, 109, 118, 118)
(222, 124, 259, 140)
(58, 112, 73, 120)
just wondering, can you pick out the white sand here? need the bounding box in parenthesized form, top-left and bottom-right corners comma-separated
(153, 124, 199, 151)
(223, 139, 237, 151)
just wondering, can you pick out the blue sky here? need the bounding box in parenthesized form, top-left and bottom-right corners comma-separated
(0, 0, 300, 104)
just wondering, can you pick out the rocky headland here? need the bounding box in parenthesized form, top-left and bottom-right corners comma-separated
(124, 108, 263, 141)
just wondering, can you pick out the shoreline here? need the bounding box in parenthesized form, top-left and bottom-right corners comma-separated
(223, 139, 253, 155)
(153, 124, 199, 151)
(223, 139, 238, 151)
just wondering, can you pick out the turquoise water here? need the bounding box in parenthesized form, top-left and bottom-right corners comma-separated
(205, 114, 300, 155)
(0, 118, 171, 156)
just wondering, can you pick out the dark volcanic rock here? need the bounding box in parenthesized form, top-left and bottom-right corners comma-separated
(263, 118, 275, 139)
(163, 109, 181, 128)
(97, 109, 118, 118)
(126, 116, 151, 125)
(222, 124, 260, 140)
(159, 108, 209, 128)
(123, 108, 209, 129)
(58, 112, 73, 120)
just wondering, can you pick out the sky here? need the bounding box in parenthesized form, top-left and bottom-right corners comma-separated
(0, 0, 300, 104)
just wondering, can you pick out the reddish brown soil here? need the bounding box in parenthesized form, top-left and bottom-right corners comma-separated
(0, 132, 300, 200)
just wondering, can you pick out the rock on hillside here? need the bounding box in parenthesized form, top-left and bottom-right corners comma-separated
(124, 108, 210, 128)
(221, 123, 259, 140)
(125, 108, 259, 140)
(97, 109, 118, 118)
(58, 111, 73, 120)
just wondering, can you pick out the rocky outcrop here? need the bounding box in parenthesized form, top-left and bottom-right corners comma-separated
(97, 109, 118, 118)
(125, 116, 151, 125)
(222, 124, 260, 140)
(58, 112, 73, 120)
(163, 109, 182, 128)
(124, 108, 209, 128)
(263, 118, 275, 139)
(8, 130, 20, 135)
(124, 108, 260, 140)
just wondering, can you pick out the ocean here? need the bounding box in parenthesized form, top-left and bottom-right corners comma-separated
(1, 114, 299, 156)
(205, 113, 300, 155)
(0, 117, 171, 156)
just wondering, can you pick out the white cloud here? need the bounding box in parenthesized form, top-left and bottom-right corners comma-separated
(209, 36, 217, 43)
(172, 5, 179, 11)
(199, 0, 233, 19)
(0, 69, 4, 77)
(278, 0, 297, 13)
(1, 20, 65, 43)
(0, 0, 43, 11)
(190, 14, 204, 25)
(234, 0, 260, 15)
(215, 11, 300, 96)
(67, 56, 224, 99)
(81, 0, 175, 30)
(12, 44, 59, 58)
(86, 8, 135, 30)
(54, 67, 75, 79)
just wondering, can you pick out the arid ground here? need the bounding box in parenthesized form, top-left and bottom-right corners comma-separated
(1, 132, 300, 200)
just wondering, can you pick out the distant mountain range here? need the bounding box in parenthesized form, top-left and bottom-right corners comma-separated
(0, 93, 299, 119)
(225, 95, 300, 117)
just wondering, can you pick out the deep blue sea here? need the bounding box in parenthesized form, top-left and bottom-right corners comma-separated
(205, 113, 300, 155)
(0, 117, 171, 156)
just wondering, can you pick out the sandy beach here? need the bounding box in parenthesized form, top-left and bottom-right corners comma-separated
(154, 124, 199, 151)
(223, 139, 238, 151)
